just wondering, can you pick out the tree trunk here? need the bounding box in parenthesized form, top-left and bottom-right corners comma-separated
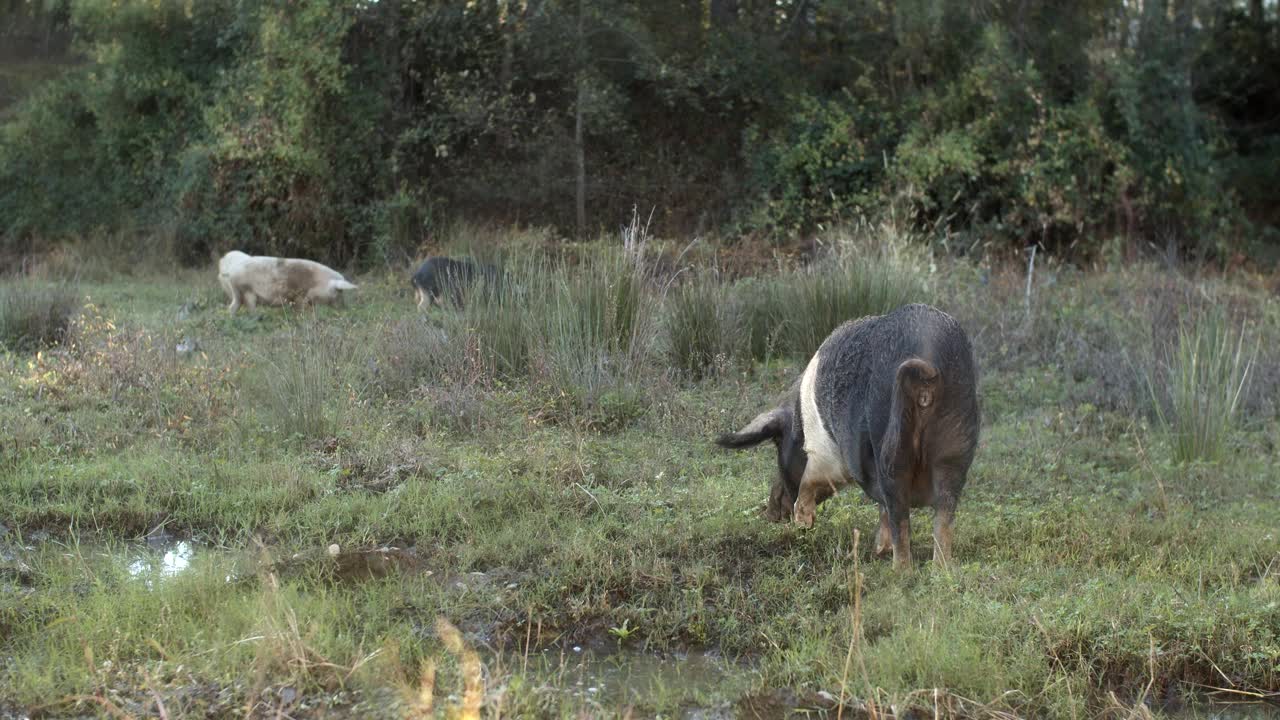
(1172, 0, 1195, 143)
(710, 0, 737, 28)
(498, 0, 517, 149)
(575, 76, 585, 238)
(574, 0, 586, 238)
(499, 0, 515, 91)
(785, 0, 812, 40)
(1250, 0, 1264, 25)
(1138, 0, 1167, 58)
(1115, 0, 1129, 51)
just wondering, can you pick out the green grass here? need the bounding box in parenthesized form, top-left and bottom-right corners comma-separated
(1, 240, 1278, 719)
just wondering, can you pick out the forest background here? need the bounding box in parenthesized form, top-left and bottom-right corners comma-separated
(2, 0, 1278, 268)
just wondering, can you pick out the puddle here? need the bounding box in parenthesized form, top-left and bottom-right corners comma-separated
(314, 544, 422, 582)
(1166, 703, 1280, 719)
(503, 641, 865, 718)
(1, 533, 431, 596)
(507, 637, 755, 717)
(127, 539, 197, 585)
(121, 536, 425, 588)
(0, 534, 424, 596)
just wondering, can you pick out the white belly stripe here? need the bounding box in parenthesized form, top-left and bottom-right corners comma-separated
(800, 351, 846, 486)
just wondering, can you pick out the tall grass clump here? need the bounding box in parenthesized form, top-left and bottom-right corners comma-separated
(363, 317, 462, 397)
(411, 246, 656, 428)
(249, 325, 358, 444)
(458, 255, 536, 378)
(739, 242, 928, 362)
(1144, 312, 1256, 463)
(532, 248, 654, 397)
(363, 314, 503, 434)
(732, 277, 785, 363)
(667, 276, 741, 379)
(0, 282, 80, 352)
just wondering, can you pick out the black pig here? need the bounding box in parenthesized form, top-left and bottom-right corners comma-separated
(410, 256, 500, 309)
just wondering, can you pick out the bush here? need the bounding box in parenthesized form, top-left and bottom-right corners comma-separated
(0, 283, 79, 352)
(744, 90, 897, 235)
(890, 29, 1045, 245)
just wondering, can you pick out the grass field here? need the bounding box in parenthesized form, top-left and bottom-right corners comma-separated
(1, 232, 1278, 719)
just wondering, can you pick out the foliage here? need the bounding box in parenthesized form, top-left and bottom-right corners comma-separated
(173, 2, 380, 264)
(1, 0, 1279, 261)
(744, 90, 897, 235)
(891, 29, 1139, 253)
(1194, 7, 1280, 232)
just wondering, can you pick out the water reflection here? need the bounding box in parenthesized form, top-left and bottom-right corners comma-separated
(127, 540, 195, 587)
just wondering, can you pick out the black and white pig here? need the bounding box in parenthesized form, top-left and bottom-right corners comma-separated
(716, 304, 980, 569)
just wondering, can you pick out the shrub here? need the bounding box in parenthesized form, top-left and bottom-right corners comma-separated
(890, 29, 1042, 245)
(744, 90, 897, 236)
(0, 283, 80, 352)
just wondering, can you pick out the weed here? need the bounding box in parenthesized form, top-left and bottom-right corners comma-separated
(364, 316, 464, 398)
(608, 619, 639, 644)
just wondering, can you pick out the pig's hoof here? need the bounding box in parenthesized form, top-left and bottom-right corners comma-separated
(793, 503, 815, 529)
